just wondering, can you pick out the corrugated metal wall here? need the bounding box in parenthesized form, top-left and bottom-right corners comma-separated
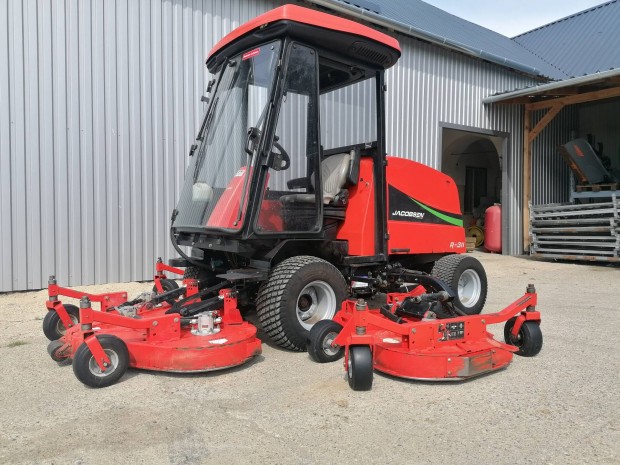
(0, 0, 283, 292)
(0, 0, 570, 291)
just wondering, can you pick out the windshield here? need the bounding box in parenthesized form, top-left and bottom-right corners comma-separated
(173, 41, 281, 231)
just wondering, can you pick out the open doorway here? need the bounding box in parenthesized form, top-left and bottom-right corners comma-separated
(441, 126, 506, 252)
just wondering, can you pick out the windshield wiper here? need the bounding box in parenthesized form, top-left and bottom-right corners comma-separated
(192, 96, 219, 183)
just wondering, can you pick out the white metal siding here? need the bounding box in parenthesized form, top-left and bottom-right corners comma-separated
(0, 0, 570, 291)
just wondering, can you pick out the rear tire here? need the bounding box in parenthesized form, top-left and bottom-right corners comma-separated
(348, 345, 373, 391)
(256, 256, 346, 351)
(184, 266, 220, 290)
(42, 304, 80, 341)
(431, 255, 487, 315)
(152, 278, 179, 294)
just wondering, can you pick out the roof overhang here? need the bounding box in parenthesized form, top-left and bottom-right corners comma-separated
(309, 0, 549, 79)
(483, 68, 620, 107)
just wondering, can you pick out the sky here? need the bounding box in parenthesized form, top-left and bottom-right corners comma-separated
(422, 0, 608, 37)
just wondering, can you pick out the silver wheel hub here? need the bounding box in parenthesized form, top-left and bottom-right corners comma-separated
(296, 281, 337, 330)
(322, 331, 340, 356)
(56, 314, 79, 336)
(88, 349, 118, 377)
(457, 269, 482, 308)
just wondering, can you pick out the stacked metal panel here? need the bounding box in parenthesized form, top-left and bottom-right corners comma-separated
(530, 195, 620, 262)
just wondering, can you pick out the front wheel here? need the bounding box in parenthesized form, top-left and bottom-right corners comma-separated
(431, 255, 488, 315)
(72, 335, 129, 388)
(504, 318, 543, 357)
(256, 256, 347, 351)
(348, 345, 373, 391)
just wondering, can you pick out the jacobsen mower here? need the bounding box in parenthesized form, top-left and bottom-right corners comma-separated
(43, 5, 542, 387)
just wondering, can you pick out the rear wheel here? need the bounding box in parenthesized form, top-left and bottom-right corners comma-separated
(256, 256, 347, 351)
(307, 320, 344, 363)
(504, 317, 543, 357)
(42, 304, 80, 341)
(348, 345, 373, 391)
(72, 335, 129, 388)
(183, 266, 220, 290)
(431, 255, 487, 315)
(152, 278, 179, 294)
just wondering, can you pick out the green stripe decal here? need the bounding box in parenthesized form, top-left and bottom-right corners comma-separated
(410, 198, 463, 227)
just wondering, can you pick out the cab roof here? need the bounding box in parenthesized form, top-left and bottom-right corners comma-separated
(206, 4, 401, 73)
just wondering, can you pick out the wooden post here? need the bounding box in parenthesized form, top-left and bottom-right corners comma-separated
(523, 107, 532, 253)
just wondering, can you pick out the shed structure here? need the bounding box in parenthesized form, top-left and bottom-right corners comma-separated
(0, 0, 606, 292)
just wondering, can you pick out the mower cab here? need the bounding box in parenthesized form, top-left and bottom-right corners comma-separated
(171, 5, 399, 270)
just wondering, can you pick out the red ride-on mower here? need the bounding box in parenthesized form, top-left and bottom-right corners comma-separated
(44, 263, 261, 388)
(307, 271, 542, 391)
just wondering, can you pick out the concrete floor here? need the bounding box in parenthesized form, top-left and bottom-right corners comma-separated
(0, 252, 618, 465)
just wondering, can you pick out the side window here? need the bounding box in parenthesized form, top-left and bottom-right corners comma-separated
(320, 77, 376, 150)
(257, 44, 320, 233)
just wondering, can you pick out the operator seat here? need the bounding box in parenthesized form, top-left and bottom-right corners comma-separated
(280, 152, 351, 205)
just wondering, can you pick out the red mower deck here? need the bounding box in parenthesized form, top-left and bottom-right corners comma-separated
(308, 284, 542, 390)
(44, 263, 262, 387)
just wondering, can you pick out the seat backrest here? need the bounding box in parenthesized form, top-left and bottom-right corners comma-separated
(321, 153, 350, 204)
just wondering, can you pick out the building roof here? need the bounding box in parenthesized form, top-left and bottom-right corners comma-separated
(311, 0, 567, 79)
(482, 68, 620, 105)
(512, 0, 620, 79)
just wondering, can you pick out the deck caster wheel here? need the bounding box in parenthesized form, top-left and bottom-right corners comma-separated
(308, 320, 344, 363)
(153, 278, 179, 294)
(72, 335, 129, 388)
(47, 340, 69, 362)
(42, 304, 80, 341)
(347, 345, 373, 391)
(504, 318, 543, 357)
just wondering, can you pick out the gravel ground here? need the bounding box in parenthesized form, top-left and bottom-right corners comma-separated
(0, 252, 618, 465)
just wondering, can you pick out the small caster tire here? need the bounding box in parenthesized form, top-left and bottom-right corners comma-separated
(347, 345, 373, 391)
(72, 335, 129, 388)
(47, 340, 69, 362)
(42, 304, 80, 341)
(307, 320, 344, 363)
(504, 317, 543, 357)
(153, 278, 179, 294)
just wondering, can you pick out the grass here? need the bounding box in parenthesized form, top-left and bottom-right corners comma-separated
(6, 340, 29, 348)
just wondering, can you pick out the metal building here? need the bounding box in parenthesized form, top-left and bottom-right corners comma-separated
(0, 0, 582, 291)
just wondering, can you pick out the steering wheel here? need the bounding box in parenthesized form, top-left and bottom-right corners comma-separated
(272, 139, 290, 170)
(246, 127, 290, 170)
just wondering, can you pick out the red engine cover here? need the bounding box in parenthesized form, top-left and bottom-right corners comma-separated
(386, 157, 465, 254)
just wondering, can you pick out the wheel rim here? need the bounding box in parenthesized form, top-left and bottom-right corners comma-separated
(88, 349, 119, 377)
(457, 269, 482, 308)
(322, 331, 340, 356)
(55, 314, 79, 336)
(296, 280, 337, 330)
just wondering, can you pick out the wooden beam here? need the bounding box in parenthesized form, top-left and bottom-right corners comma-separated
(523, 108, 532, 252)
(528, 103, 565, 143)
(527, 85, 620, 110)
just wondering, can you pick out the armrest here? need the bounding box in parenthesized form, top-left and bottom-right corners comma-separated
(287, 177, 311, 190)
